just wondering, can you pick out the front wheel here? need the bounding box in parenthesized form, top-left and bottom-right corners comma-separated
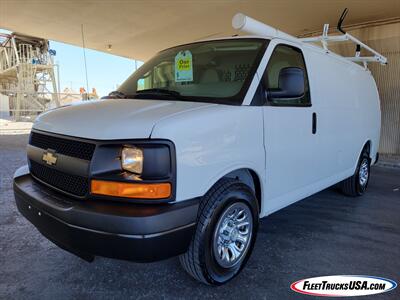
(179, 178, 259, 285)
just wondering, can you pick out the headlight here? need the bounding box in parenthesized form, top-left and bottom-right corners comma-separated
(121, 146, 143, 174)
(90, 141, 174, 201)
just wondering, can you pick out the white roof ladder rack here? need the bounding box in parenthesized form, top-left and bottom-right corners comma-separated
(300, 23, 387, 67)
(299, 8, 387, 68)
(232, 9, 387, 68)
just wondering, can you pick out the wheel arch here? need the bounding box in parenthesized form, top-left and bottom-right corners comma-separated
(217, 168, 263, 214)
(352, 140, 372, 173)
(363, 140, 371, 155)
(361, 139, 372, 162)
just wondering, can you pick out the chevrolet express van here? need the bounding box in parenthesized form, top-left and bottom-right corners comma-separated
(14, 14, 382, 285)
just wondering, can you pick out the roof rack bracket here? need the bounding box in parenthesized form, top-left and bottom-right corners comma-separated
(300, 30, 387, 66)
(232, 12, 387, 67)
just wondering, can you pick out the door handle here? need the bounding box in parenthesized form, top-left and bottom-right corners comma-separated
(312, 112, 317, 134)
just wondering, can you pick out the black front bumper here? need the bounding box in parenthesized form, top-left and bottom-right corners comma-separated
(13, 165, 199, 262)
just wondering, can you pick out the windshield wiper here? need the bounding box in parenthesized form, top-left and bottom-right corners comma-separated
(101, 90, 133, 99)
(102, 89, 186, 100)
(102, 90, 141, 99)
(135, 88, 182, 97)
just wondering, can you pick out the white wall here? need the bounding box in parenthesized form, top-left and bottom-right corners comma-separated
(0, 94, 10, 119)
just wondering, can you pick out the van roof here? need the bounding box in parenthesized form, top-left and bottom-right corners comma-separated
(172, 35, 369, 72)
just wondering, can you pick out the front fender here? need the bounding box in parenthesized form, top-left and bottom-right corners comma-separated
(150, 104, 265, 203)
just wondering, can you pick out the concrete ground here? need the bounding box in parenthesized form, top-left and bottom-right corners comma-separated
(0, 119, 33, 135)
(1, 134, 399, 300)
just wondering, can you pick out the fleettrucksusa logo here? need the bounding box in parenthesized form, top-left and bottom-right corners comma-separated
(291, 275, 397, 297)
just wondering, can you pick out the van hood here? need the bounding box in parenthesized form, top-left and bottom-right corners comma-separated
(33, 99, 215, 140)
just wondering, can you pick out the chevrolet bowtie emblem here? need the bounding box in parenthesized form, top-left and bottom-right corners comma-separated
(42, 150, 58, 166)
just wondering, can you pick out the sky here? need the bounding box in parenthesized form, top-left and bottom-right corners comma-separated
(51, 41, 142, 97)
(1, 28, 142, 97)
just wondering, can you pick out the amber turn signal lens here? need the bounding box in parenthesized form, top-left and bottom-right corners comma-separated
(91, 180, 171, 199)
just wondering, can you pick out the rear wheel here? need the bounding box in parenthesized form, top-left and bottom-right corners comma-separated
(341, 149, 371, 196)
(179, 178, 259, 285)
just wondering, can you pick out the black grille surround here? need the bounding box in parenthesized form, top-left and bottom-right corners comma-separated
(28, 131, 93, 198)
(27, 131, 177, 203)
(30, 131, 96, 161)
(29, 160, 89, 197)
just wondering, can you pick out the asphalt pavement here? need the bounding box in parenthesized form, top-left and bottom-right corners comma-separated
(1, 134, 399, 299)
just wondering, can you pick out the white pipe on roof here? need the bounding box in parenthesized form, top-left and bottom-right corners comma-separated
(232, 13, 297, 42)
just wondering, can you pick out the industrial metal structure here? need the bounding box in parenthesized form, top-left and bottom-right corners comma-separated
(0, 32, 59, 120)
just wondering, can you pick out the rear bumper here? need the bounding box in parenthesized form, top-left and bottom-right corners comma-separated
(13, 165, 199, 262)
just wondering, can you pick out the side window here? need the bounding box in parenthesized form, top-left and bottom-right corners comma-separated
(263, 45, 311, 106)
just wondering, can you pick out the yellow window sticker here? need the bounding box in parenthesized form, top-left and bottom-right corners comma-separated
(175, 50, 193, 82)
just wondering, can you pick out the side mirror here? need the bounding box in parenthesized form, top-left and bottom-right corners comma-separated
(267, 67, 305, 100)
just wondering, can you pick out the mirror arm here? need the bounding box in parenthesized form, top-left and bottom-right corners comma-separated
(266, 89, 305, 100)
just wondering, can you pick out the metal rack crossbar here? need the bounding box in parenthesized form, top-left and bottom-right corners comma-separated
(299, 23, 387, 66)
(232, 10, 388, 68)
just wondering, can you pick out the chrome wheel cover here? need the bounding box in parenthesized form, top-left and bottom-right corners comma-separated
(359, 158, 369, 186)
(212, 202, 253, 268)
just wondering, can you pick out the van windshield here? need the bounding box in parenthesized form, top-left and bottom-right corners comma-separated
(114, 39, 268, 105)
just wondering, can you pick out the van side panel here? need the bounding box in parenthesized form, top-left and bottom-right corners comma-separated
(258, 39, 381, 217)
(305, 48, 380, 182)
(355, 70, 381, 165)
(262, 44, 381, 217)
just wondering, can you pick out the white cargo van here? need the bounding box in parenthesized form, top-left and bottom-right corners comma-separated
(14, 14, 384, 285)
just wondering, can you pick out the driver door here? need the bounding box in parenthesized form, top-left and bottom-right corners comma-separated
(261, 42, 320, 213)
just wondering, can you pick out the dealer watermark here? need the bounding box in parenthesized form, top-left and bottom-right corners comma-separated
(291, 275, 397, 297)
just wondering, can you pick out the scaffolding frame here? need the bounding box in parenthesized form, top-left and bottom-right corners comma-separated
(0, 32, 59, 120)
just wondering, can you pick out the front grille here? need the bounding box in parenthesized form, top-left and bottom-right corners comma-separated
(30, 160, 89, 197)
(30, 132, 96, 161)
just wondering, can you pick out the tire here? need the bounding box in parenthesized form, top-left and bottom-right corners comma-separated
(179, 178, 259, 285)
(340, 149, 371, 196)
